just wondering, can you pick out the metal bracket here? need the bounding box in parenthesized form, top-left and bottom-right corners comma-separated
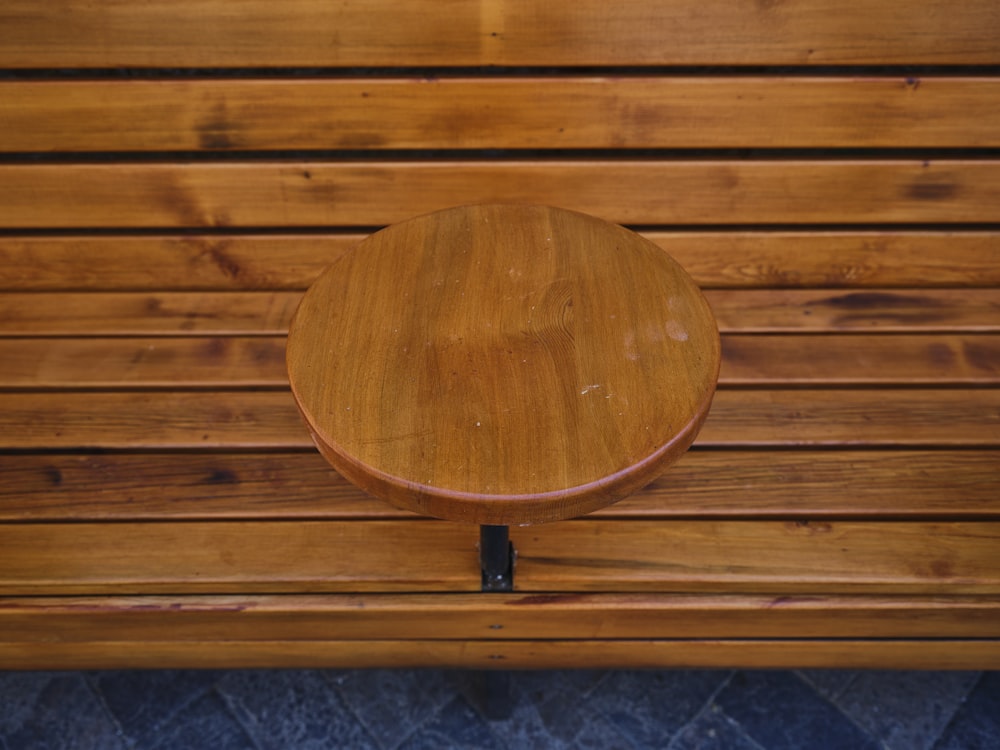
(480, 525, 514, 592)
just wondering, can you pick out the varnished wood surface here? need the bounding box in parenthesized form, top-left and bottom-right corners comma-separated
(4, 77, 999, 151)
(3, 161, 999, 228)
(4, 233, 999, 291)
(3, 639, 997, 671)
(1, 389, 997, 450)
(719, 334, 1000, 385)
(0, 235, 355, 292)
(0, 292, 302, 335)
(288, 205, 721, 524)
(1, 0, 996, 67)
(2, 334, 997, 389)
(3, 594, 998, 640)
(2, 520, 998, 595)
(3, 450, 999, 522)
(3, 289, 995, 335)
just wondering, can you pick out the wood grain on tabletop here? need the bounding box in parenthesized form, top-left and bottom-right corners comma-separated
(1, 0, 996, 66)
(4, 233, 998, 291)
(1, 519, 997, 595)
(287, 204, 721, 524)
(2, 161, 999, 228)
(3, 77, 998, 151)
(3, 450, 1000, 522)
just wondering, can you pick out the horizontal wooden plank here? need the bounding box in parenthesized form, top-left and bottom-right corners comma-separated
(711, 289, 1000, 333)
(2, 161, 999, 228)
(720, 333, 1000, 385)
(2, 450, 998, 522)
(2, 594, 997, 641)
(3, 334, 997, 389)
(0, 337, 289, 388)
(702, 389, 1000, 447)
(3, 639, 997, 671)
(3, 232, 999, 292)
(0, 391, 311, 450)
(0, 292, 301, 335)
(0, 235, 357, 292)
(517, 521, 1000, 594)
(0, 389, 997, 451)
(1, 0, 997, 67)
(4, 77, 999, 152)
(1, 520, 997, 595)
(659, 232, 1000, 290)
(0, 521, 480, 594)
(2, 289, 995, 335)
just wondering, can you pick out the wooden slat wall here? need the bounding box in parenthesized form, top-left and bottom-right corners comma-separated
(1, 0, 998, 668)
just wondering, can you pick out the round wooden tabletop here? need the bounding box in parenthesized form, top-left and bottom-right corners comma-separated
(287, 204, 720, 525)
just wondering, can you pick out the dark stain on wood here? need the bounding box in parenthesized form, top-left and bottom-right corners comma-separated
(197, 100, 242, 150)
(509, 594, 585, 606)
(823, 290, 951, 327)
(929, 559, 954, 579)
(906, 181, 958, 201)
(720, 336, 749, 365)
(964, 340, 1000, 373)
(44, 467, 63, 486)
(154, 178, 205, 227)
(823, 291, 942, 310)
(202, 337, 227, 359)
(926, 342, 956, 367)
(201, 239, 241, 280)
(247, 339, 283, 364)
(199, 128, 234, 150)
(206, 468, 238, 484)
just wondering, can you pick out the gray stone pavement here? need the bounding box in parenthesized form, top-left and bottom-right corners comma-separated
(1, 669, 997, 749)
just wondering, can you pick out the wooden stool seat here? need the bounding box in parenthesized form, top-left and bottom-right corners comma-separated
(287, 204, 720, 527)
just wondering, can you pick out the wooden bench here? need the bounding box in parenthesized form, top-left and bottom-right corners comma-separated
(1, 0, 998, 670)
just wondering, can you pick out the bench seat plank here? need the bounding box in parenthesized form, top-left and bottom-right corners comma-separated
(3, 639, 997, 671)
(517, 521, 1000, 594)
(3, 161, 999, 228)
(2, 594, 998, 641)
(2, 334, 997, 388)
(4, 77, 998, 152)
(1, 520, 997, 595)
(3, 289, 995, 335)
(2, 0, 996, 67)
(0, 389, 997, 449)
(4, 233, 998, 291)
(2, 450, 998, 522)
(0, 521, 481, 595)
